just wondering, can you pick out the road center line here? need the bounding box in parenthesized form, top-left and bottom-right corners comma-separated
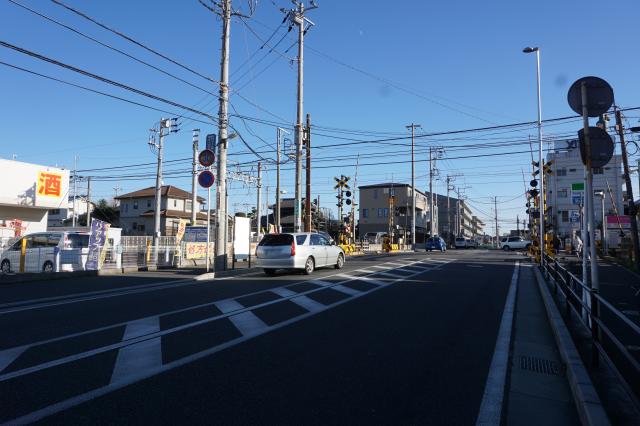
(475, 261, 519, 426)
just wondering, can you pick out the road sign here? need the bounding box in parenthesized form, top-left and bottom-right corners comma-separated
(567, 76, 614, 117)
(206, 134, 217, 151)
(198, 170, 215, 188)
(578, 127, 614, 168)
(198, 149, 215, 167)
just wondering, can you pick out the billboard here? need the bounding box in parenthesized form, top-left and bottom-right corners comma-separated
(0, 159, 69, 209)
(571, 183, 584, 205)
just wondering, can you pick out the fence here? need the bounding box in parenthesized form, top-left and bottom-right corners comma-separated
(541, 253, 640, 402)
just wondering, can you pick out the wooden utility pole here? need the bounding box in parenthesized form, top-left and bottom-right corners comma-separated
(305, 113, 312, 232)
(615, 108, 640, 269)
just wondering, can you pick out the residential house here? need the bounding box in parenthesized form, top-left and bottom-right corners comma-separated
(115, 185, 207, 236)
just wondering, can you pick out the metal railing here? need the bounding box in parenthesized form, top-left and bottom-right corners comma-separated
(541, 253, 640, 400)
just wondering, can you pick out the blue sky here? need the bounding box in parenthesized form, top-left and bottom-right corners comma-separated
(1, 0, 639, 234)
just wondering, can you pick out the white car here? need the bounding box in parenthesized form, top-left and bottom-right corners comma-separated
(454, 237, 467, 249)
(500, 236, 532, 251)
(255, 232, 345, 275)
(0, 232, 90, 273)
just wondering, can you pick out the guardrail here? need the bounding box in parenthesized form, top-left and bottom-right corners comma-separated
(541, 253, 640, 401)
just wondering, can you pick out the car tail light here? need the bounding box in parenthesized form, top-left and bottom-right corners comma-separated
(290, 242, 296, 256)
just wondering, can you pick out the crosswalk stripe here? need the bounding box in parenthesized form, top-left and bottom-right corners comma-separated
(290, 295, 326, 313)
(331, 284, 361, 296)
(308, 279, 334, 287)
(269, 287, 298, 298)
(214, 299, 244, 314)
(373, 271, 401, 278)
(121, 317, 160, 341)
(357, 276, 386, 286)
(110, 337, 162, 384)
(228, 311, 268, 337)
(0, 345, 27, 373)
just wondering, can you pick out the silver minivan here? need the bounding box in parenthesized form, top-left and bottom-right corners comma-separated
(0, 232, 90, 273)
(255, 232, 345, 275)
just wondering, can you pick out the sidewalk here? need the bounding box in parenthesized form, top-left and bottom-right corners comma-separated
(504, 264, 581, 425)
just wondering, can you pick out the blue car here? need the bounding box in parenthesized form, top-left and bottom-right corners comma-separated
(426, 236, 446, 252)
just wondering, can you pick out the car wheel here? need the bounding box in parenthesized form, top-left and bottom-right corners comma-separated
(303, 257, 315, 275)
(1, 260, 10, 273)
(264, 268, 276, 276)
(502, 245, 510, 251)
(335, 253, 345, 269)
(42, 261, 54, 273)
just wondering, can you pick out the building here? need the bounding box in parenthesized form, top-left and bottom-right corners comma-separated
(115, 185, 207, 236)
(267, 198, 320, 233)
(544, 138, 623, 239)
(0, 158, 70, 242)
(358, 183, 432, 242)
(47, 195, 94, 228)
(436, 193, 484, 243)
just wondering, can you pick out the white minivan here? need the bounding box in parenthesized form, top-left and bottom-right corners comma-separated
(0, 232, 90, 273)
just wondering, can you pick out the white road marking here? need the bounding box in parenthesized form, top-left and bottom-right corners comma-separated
(331, 284, 361, 296)
(121, 317, 160, 341)
(356, 269, 378, 274)
(373, 271, 402, 278)
(476, 261, 519, 426)
(370, 265, 389, 269)
(214, 299, 244, 314)
(290, 295, 326, 313)
(269, 287, 298, 298)
(356, 276, 386, 286)
(308, 279, 334, 287)
(228, 311, 268, 337)
(110, 337, 162, 384)
(0, 345, 27, 372)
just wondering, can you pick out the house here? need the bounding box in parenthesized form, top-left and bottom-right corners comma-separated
(358, 183, 431, 242)
(267, 198, 320, 232)
(47, 195, 94, 228)
(115, 185, 207, 236)
(544, 138, 623, 240)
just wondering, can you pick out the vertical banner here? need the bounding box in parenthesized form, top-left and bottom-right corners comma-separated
(86, 218, 110, 270)
(174, 218, 187, 256)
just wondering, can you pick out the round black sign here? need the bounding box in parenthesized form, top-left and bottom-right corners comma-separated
(198, 149, 215, 167)
(567, 76, 614, 117)
(578, 127, 614, 168)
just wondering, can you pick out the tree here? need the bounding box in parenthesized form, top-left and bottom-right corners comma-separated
(91, 199, 119, 225)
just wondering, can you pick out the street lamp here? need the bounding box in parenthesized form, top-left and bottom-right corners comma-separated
(523, 46, 544, 267)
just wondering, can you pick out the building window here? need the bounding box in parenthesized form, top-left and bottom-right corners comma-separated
(147, 200, 151, 208)
(132, 222, 137, 231)
(556, 168, 567, 176)
(373, 189, 378, 199)
(186, 200, 193, 212)
(593, 167, 603, 174)
(569, 168, 576, 172)
(133, 201, 138, 210)
(383, 208, 389, 217)
(125, 203, 129, 212)
(49, 209, 60, 215)
(558, 189, 568, 198)
(174, 199, 177, 207)
(561, 211, 569, 222)
(362, 208, 369, 218)
(377, 208, 383, 217)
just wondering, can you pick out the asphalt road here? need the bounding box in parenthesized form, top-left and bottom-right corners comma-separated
(0, 249, 520, 424)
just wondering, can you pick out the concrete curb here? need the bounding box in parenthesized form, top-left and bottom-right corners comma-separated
(195, 267, 260, 280)
(532, 266, 611, 426)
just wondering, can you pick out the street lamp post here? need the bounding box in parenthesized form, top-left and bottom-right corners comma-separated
(524, 46, 544, 268)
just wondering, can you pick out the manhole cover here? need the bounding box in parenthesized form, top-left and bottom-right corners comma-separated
(519, 356, 564, 376)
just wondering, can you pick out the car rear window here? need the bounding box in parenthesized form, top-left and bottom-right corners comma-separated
(258, 234, 294, 246)
(66, 234, 89, 248)
(456, 237, 465, 241)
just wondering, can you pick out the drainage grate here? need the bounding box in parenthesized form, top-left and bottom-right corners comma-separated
(519, 356, 564, 376)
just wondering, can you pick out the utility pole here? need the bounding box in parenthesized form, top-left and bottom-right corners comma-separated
(72, 155, 78, 227)
(406, 123, 421, 247)
(305, 113, 312, 232)
(215, 0, 231, 271)
(191, 129, 200, 225)
(290, 2, 317, 233)
(153, 120, 167, 243)
(494, 196, 499, 248)
(275, 127, 288, 232)
(446, 176, 452, 245)
(112, 184, 121, 207)
(256, 161, 262, 238)
(86, 177, 91, 227)
(616, 108, 640, 270)
(429, 147, 434, 238)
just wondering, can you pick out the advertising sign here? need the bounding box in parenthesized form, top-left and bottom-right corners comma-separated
(184, 226, 208, 242)
(185, 242, 213, 259)
(37, 171, 63, 198)
(175, 219, 187, 244)
(569, 210, 580, 225)
(86, 218, 110, 270)
(606, 215, 631, 229)
(233, 216, 251, 260)
(571, 182, 584, 205)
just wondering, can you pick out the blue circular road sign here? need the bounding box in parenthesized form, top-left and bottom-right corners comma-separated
(198, 170, 215, 188)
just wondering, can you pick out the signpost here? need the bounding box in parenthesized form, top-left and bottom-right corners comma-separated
(198, 149, 216, 273)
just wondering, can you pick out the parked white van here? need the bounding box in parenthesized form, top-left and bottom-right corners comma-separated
(0, 232, 90, 273)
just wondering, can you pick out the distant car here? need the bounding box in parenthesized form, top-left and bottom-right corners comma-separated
(454, 237, 467, 249)
(426, 236, 446, 252)
(500, 236, 532, 251)
(465, 238, 478, 249)
(363, 232, 388, 244)
(255, 232, 345, 275)
(0, 231, 90, 273)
